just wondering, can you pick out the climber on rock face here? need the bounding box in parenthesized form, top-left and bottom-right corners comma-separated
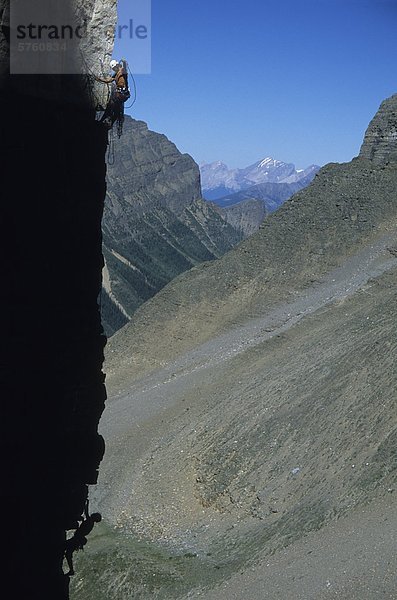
(64, 510, 102, 576)
(95, 59, 131, 130)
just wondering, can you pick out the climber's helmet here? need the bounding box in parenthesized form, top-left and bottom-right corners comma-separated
(110, 59, 119, 71)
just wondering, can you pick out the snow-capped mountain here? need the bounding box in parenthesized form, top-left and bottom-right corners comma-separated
(200, 158, 320, 200)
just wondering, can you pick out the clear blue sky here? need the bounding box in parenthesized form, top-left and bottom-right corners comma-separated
(113, 0, 397, 169)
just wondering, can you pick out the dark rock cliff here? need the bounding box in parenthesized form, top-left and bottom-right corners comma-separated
(0, 1, 115, 597)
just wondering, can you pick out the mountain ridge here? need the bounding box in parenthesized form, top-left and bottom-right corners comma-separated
(201, 157, 320, 200)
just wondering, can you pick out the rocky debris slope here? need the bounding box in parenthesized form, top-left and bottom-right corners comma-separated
(91, 264, 397, 598)
(102, 117, 242, 335)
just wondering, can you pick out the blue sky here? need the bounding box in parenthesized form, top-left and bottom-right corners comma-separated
(113, 0, 397, 169)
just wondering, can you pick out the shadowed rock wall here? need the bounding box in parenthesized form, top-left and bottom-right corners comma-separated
(0, 1, 115, 597)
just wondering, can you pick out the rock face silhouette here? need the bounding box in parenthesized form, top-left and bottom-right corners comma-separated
(102, 116, 243, 335)
(0, 1, 115, 597)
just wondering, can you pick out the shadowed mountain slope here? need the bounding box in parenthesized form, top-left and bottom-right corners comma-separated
(101, 117, 242, 335)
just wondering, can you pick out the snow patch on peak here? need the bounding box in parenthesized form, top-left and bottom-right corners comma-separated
(258, 157, 276, 168)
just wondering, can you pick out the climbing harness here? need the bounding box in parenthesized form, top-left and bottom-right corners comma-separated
(78, 56, 138, 161)
(95, 58, 134, 138)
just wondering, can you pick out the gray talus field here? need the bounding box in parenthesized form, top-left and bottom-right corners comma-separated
(72, 95, 397, 599)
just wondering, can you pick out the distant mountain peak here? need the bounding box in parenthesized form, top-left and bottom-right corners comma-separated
(200, 156, 320, 201)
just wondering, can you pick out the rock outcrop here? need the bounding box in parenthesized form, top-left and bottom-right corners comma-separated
(0, 1, 116, 597)
(220, 198, 267, 237)
(107, 117, 202, 215)
(359, 93, 397, 164)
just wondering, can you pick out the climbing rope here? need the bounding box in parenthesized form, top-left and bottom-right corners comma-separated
(116, 110, 124, 139)
(78, 47, 138, 117)
(106, 125, 115, 165)
(124, 62, 137, 110)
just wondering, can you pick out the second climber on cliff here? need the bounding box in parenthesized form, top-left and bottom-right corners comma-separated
(95, 59, 131, 131)
(64, 504, 102, 576)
